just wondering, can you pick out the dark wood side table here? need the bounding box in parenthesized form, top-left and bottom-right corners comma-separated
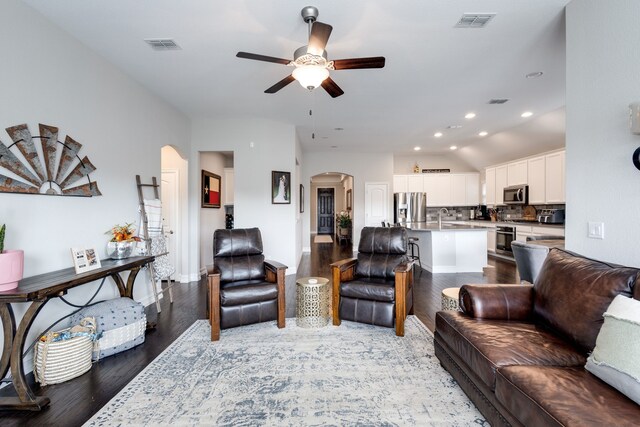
(0, 255, 154, 411)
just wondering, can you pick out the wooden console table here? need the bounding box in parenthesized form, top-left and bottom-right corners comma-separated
(0, 255, 154, 411)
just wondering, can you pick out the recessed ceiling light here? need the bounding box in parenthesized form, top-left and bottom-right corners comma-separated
(526, 71, 544, 78)
(465, 113, 476, 119)
(521, 111, 533, 118)
(414, 146, 421, 151)
(434, 132, 443, 138)
(478, 131, 488, 137)
(450, 145, 458, 150)
(447, 125, 463, 129)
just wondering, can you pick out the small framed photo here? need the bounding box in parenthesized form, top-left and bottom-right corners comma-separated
(202, 170, 221, 208)
(300, 184, 305, 213)
(346, 189, 353, 211)
(272, 171, 291, 204)
(71, 247, 102, 274)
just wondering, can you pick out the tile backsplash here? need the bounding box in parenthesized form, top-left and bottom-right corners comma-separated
(423, 205, 565, 222)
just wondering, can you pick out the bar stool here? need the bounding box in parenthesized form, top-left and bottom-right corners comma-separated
(408, 237, 421, 271)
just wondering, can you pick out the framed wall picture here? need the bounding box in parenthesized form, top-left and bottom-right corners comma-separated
(272, 171, 291, 204)
(202, 170, 221, 208)
(300, 184, 305, 213)
(346, 189, 352, 211)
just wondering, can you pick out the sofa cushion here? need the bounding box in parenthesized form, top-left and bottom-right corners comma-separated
(496, 366, 640, 427)
(586, 295, 640, 405)
(436, 311, 585, 390)
(533, 249, 639, 353)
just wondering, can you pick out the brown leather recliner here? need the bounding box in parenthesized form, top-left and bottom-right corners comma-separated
(207, 228, 287, 341)
(330, 226, 414, 336)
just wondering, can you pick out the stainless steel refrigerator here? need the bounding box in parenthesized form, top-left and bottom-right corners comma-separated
(393, 192, 427, 225)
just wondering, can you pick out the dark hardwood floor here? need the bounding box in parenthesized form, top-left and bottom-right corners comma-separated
(0, 236, 516, 426)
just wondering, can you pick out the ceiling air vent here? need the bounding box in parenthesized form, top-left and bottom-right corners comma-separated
(488, 99, 509, 104)
(455, 14, 495, 28)
(144, 39, 181, 51)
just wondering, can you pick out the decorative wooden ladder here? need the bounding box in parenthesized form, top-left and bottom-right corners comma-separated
(136, 175, 174, 313)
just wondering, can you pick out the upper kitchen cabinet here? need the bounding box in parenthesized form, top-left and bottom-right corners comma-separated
(507, 160, 527, 186)
(495, 165, 507, 205)
(451, 174, 467, 206)
(407, 175, 424, 192)
(393, 175, 408, 193)
(545, 151, 565, 203)
(484, 149, 565, 207)
(527, 156, 546, 204)
(486, 167, 496, 205)
(465, 174, 480, 206)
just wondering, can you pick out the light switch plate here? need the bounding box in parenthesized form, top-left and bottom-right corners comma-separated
(588, 222, 605, 239)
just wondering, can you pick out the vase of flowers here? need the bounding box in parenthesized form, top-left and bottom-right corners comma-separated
(105, 223, 141, 260)
(0, 224, 24, 291)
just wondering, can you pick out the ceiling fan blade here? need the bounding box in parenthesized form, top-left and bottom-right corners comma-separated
(321, 77, 344, 98)
(333, 57, 386, 70)
(265, 75, 296, 94)
(236, 52, 290, 65)
(307, 21, 333, 56)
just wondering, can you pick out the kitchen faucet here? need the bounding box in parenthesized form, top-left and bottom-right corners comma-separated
(438, 208, 449, 229)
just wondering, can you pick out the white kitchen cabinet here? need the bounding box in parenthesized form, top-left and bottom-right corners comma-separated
(487, 228, 496, 252)
(495, 165, 507, 205)
(527, 156, 546, 205)
(450, 174, 466, 206)
(545, 151, 565, 203)
(485, 167, 496, 206)
(515, 225, 532, 242)
(531, 226, 565, 237)
(435, 174, 452, 206)
(393, 175, 408, 193)
(407, 175, 424, 192)
(223, 168, 234, 205)
(466, 174, 480, 205)
(507, 160, 528, 186)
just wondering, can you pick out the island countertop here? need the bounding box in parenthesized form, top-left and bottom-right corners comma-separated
(404, 223, 489, 231)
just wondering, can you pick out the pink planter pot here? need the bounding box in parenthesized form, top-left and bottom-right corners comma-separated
(0, 250, 24, 291)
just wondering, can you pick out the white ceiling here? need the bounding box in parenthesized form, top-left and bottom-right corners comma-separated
(22, 0, 569, 169)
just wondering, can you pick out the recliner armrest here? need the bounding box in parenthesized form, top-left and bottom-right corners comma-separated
(330, 258, 357, 271)
(264, 260, 288, 271)
(459, 284, 534, 321)
(394, 261, 414, 274)
(207, 264, 221, 277)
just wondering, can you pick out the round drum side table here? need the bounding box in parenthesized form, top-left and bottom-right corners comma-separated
(441, 287, 462, 311)
(296, 277, 330, 328)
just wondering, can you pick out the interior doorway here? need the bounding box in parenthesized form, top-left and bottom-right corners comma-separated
(317, 188, 334, 234)
(160, 145, 188, 282)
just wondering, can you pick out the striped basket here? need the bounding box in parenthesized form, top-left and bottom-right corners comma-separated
(93, 316, 146, 360)
(34, 318, 96, 386)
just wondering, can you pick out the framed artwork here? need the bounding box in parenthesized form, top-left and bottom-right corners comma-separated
(70, 247, 101, 274)
(202, 170, 221, 208)
(300, 184, 305, 213)
(346, 189, 352, 211)
(272, 171, 291, 204)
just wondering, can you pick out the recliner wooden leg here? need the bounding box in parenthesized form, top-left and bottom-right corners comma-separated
(208, 275, 220, 341)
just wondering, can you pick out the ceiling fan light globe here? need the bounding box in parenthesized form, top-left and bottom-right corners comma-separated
(293, 65, 329, 90)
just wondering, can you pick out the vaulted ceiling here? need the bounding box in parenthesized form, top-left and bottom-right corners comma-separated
(23, 0, 569, 168)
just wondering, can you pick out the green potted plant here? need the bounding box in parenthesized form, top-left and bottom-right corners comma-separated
(0, 224, 25, 291)
(337, 211, 352, 235)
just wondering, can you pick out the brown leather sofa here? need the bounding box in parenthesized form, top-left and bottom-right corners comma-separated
(435, 249, 640, 426)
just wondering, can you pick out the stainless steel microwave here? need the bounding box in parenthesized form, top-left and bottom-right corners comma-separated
(503, 184, 528, 205)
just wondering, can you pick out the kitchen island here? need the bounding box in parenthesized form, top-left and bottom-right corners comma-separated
(406, 223, 488, 273)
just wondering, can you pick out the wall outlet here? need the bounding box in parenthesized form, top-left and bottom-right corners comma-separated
(588, 222, 605, 239)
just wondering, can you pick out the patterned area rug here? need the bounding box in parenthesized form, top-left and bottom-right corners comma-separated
(314, 235, 333, 244)
(84, 317, 486, 426)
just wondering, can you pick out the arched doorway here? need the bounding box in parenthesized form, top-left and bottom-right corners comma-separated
(310, 172, 354, 250)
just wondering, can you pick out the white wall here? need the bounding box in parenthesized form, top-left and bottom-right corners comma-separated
(199, 152, 227, 269)
(565, 0, 640, 266)
(189, 117, 298, 275)
(302, 151, 394, 249)
(0, 1, 189, 371)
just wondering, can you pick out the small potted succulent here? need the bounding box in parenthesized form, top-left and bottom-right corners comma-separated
(105, 223, 141, 260)
(0, 224, 25, 291)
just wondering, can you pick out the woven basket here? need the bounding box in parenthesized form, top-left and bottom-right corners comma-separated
(34, 318, 95, 386)
(94, 316, 146, 360)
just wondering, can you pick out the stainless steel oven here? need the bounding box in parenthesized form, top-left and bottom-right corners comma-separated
(496, 226, 516, 256)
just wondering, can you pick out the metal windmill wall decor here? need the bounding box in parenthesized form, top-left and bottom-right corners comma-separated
(0, 123, 101, 197)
